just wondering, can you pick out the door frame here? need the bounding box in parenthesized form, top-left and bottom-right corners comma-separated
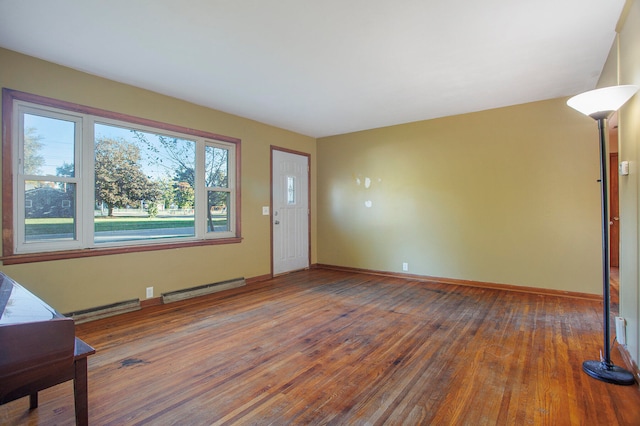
(270, 146, 311, 276)
(610, 152, 619, 268)
(608, 113, 619, 268)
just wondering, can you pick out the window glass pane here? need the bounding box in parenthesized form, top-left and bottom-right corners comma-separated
(94, 123, 196, 243)
(287, 176, 296, 205)
(23, 113, 75, 177)
(24, 181, 76, 242)
(205, 145, 229, 188)
(208, 191, 230, 233)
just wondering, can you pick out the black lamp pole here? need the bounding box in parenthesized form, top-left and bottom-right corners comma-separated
(581, 115, 635, 386)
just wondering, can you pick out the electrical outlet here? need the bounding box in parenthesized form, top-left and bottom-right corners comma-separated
(402, 262, 409, 272)
(146, 287, 154, 298)
(616, 316, 626, 345)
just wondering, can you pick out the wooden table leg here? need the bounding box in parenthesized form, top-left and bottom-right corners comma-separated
(73, 358, 89, 426)
(29, 393, 38, 409)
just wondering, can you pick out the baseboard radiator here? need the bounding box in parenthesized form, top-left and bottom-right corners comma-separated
(161, 277, 246, 304)
(66, 299, 141, 324)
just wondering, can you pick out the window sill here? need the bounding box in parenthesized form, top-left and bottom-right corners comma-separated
(1, 237, 243, 265)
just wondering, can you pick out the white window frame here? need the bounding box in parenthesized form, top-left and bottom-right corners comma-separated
(14, 104, 85, 254)
(2, 89, 241, 264)
(202, 140, 236, 236)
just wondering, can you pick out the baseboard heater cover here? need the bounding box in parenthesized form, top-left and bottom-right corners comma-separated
(161, 277, 246, 304)
(66, 299, 141, 324)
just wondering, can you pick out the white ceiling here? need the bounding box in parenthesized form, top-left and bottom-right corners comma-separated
(0, 0, 626, 137)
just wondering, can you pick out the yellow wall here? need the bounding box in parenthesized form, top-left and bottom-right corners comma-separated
(604, 0, 640, 369)
(317, 98, 602, 294)
(0, 35, 621, 318)
(0, 47, 317, 313)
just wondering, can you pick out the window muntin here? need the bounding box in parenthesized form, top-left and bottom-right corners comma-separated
(6, 91, 240, 259)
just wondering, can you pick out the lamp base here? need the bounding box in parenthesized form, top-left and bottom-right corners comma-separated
(583, 360, 636, 386)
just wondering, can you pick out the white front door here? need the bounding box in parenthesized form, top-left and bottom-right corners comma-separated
(272, 149, 309, 275)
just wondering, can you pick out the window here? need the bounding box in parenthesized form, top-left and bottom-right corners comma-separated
(287, 176, 296, 205)
(2, 89, 241, 263)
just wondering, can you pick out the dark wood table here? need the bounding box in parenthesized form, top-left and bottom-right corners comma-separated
(0, 272, 95, 426)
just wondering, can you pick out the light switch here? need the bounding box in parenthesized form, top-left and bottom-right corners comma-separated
(620, 161, 630, 176)
(262, 206, 270, 215)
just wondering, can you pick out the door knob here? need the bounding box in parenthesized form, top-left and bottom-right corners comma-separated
(275, 220, 280, 225)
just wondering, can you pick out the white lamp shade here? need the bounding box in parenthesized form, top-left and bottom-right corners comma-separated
(567, 85, 638, 119)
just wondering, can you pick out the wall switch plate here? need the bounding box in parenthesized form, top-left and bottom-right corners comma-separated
(620, 161, 630, 176)
(402, 262, 409, 272)
(262, 206, 270, 215)
(146, 287, 154, 298)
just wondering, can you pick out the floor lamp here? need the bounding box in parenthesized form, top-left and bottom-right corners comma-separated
(567, 84, 638, 386)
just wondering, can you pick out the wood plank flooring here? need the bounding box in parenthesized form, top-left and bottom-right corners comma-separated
(1, 268, 639, 425)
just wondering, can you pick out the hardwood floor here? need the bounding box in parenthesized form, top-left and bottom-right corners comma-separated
(2, 268, 639, 425)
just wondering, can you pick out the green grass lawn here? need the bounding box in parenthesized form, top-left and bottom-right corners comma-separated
(94, 216, 196, 231)
(25, 216, 226, 235)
